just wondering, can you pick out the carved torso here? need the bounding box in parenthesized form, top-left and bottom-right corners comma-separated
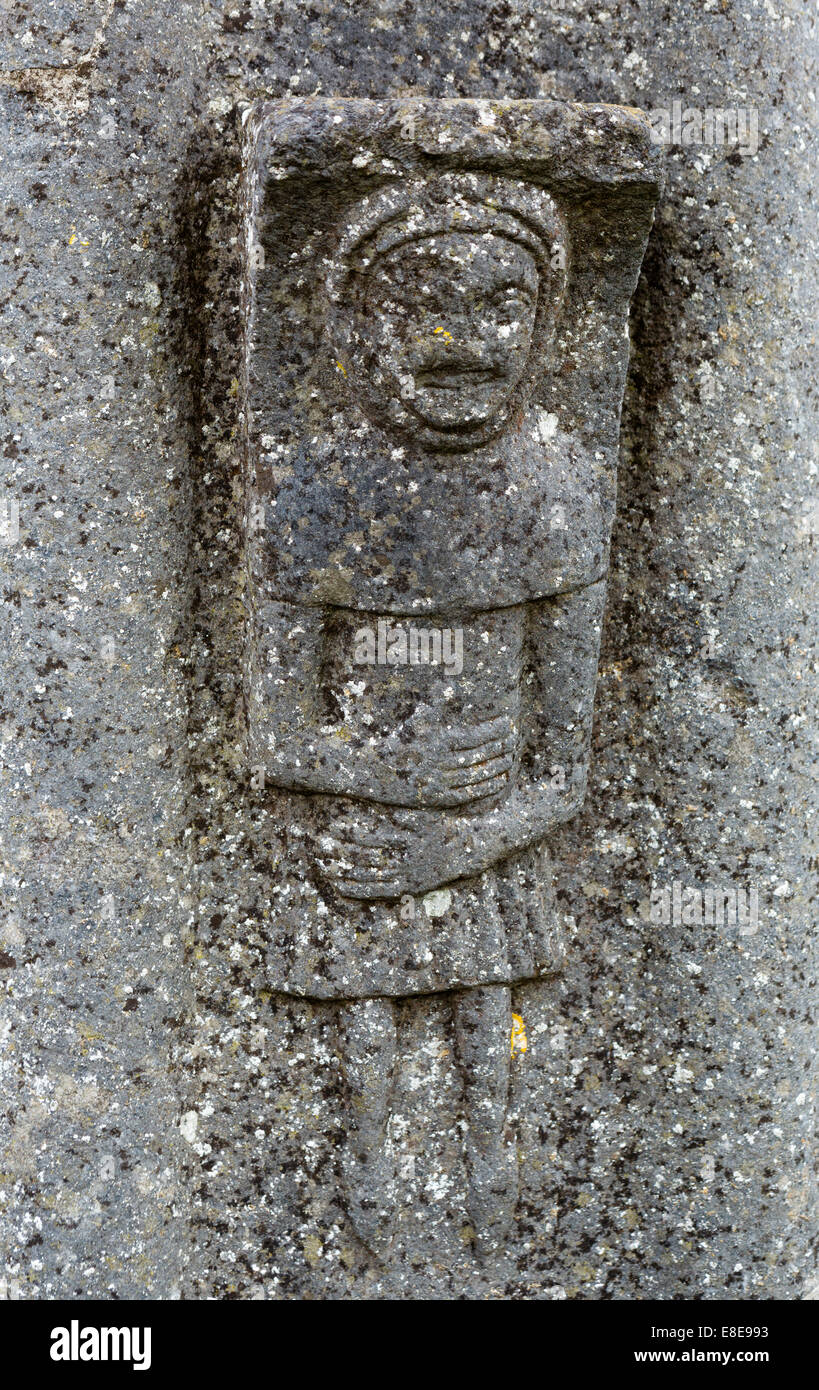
(256, 413, 611, 616)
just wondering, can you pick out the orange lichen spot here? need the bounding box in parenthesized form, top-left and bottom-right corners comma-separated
(510, 1012, 527, 1057)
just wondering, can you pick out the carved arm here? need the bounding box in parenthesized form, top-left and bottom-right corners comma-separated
(320, 580, 608, 897)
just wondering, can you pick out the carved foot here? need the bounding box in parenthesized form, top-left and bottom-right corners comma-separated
(336, 997, 397, 1259)
(453, 984, 518, 1258)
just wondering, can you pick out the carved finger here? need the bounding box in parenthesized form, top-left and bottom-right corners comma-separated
(450, 715, 515, 751)
(443, 773, 510, 803)
(329, 823, 406, 850)
(443, 754, 513, 786)
(441, 737, 511, 769)
(339, 844, 391, 868)
(337, 873, 404, 899)
(315, 855, 354, 878)
(389, 807, 428, 830)
(338, 863, 401, 883)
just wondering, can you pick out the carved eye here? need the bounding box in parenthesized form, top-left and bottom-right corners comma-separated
(485, 285, 536, 322)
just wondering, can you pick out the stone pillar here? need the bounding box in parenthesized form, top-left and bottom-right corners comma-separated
(1, 1, 815, 1301)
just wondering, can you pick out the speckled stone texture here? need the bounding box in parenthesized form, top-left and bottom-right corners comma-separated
(1, 1, 816, 1300)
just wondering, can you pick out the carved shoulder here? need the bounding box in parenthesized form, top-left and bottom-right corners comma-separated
(253, 412, 610, 613)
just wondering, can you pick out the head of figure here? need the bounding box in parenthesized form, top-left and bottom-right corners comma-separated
(327, 173, 569, 452)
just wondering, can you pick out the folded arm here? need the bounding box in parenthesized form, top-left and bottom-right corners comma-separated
(245, 598, 519, 808)
(320, 581, 607, 898)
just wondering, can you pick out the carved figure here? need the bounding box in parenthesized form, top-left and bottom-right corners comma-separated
(242, 104, 661, 1257)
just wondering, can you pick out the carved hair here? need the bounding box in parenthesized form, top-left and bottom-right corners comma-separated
(327, 171, 569, 294)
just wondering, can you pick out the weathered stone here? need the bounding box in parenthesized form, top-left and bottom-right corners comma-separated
(0, 0, 816, 1302)
(238, 96, 660, 1252)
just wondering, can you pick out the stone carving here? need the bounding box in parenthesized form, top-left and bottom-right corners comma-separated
(241, 99, 662, 1256)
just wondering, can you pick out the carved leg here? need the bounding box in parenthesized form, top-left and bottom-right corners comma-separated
(336, 997, 397, 1259)
(453, 984, 517, 1257)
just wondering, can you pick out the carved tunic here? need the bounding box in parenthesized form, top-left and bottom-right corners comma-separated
(258, 413, 611, 613)
(248, 413, 608, 998)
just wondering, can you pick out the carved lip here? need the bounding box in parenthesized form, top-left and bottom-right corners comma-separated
(416, 364, 505, 389)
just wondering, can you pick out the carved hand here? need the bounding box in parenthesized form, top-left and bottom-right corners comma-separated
(388, 712, 518, 808)
(317, 804, 440, 900)
(316, 769, 581, 901)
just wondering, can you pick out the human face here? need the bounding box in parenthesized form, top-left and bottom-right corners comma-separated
(358, 231, 540, 438)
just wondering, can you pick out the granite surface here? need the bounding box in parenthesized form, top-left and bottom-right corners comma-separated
(0, 0, 816, 1300)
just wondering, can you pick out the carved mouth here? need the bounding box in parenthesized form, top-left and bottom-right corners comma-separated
(415, 364, 504, 390)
